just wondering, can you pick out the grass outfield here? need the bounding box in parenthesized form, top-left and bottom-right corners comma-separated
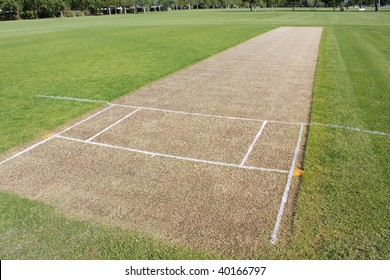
(1, 9, 389, 259)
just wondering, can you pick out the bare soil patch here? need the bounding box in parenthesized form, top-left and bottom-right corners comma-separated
(0, 138, 287, 258)
(245, 123, 302, 171)
(61, 106, 137, 141)
(115, 27, 323, 123)
(94, 109, 262, 164)
(0, 27, 322, 257)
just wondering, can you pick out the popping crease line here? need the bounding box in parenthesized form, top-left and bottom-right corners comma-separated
(270, 124, 304, 244)
(55, 135, 289, 174)
(110, 103, 309, 126)
(36, 95, 390, 136)
(110, 103, 269, 123)
(35, 95, 307, 125)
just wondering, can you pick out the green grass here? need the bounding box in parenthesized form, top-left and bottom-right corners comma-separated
(288, 23, 390, 259)
(1, 9, 389, 259)
(0, 12, 276, 154)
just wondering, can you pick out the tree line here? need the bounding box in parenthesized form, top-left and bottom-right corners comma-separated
(0, 0, 387, 20)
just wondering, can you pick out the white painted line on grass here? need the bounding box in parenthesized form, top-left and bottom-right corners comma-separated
(270, 124, 304, 244)
(36, 94, 108, 104)
(240, 121, 267, 166)
(86, 108, 142, 142)
(0, 105, 114, 166)
(56, 135, 289, 174)
(311, 122, 390, 136)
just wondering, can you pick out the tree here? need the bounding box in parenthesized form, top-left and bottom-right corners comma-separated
(88, 0, 102, 14)
(306, 0, 315, 8)
(29, 0, 46, 18)
(374, 0, 380, 11)
(162, 0, 174, 11)
(242, 0, 259, 11)
(137, 0, 151, 13)
(323, 0, 348, 11)
(0, 0, 22, 19)
(265, 0, 281, 10)
(290, 0, 301, 11)
(45, 0, 69, 17)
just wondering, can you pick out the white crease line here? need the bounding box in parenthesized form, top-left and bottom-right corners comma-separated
(311, 122, 390, 136)
(56, 135, 289, 174)
(36, 94, 108, 104)
(0, 136, 55, 166)
(270, 124, 304, 245)
(37, 96, 305, 125)
(36, 94, 390, 136)
(58, 105, 115, 135)
(114, 103, 308, 126)
(86, 108, 142, 142)
(240, 121, 267, 166)
(0, 105, 115, 166)
(109, 103, 265, 123)
(37, 95, 264, 123)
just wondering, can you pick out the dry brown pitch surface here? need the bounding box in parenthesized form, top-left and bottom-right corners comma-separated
(0, 27, 323, 258)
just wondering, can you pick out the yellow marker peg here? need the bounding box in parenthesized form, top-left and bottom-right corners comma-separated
(293, 168, 304, 177)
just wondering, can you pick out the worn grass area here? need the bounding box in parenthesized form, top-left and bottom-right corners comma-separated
(1, 9, 389, 259)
